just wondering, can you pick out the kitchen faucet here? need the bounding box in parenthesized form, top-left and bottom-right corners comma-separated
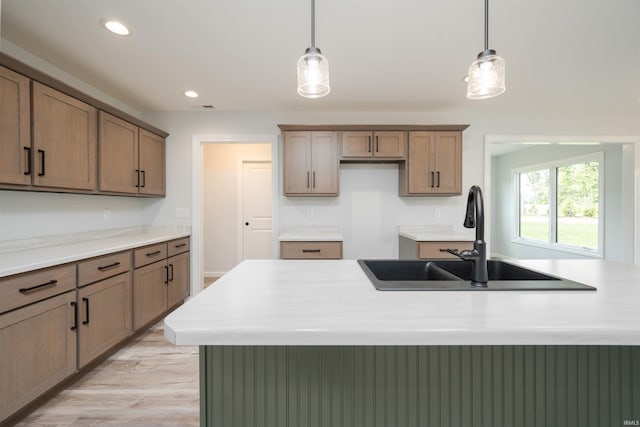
(441, 185, 488, 286)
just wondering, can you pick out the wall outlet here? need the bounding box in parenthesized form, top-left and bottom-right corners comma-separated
(175, 207, 190, 218)
(434, 208, 441, 218)
(103, 209, 111, 221)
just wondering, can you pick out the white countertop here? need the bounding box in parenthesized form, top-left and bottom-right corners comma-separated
(164, 258, 640, 346)
(398, 225, 474, 241)
(0, 226, 191, 277)
(278, 227, 343, 242)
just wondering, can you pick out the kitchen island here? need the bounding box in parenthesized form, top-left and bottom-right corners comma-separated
(164, 259, 640, 426)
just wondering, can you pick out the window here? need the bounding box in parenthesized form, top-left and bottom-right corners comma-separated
(514, 153, 603, 257)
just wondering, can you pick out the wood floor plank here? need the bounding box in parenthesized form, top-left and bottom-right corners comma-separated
(15, 322, 199, 426)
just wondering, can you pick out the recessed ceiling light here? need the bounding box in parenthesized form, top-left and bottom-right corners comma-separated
(184, 90, 199, 98)
(103, 20, 130, 36)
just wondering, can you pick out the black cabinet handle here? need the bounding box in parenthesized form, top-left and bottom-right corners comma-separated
(19, 279, 58, 294)
(174, 243, 187, 248)
(306, 171, 310, 188)
(141, 170, 146, 188)
(302, 249, 321, 253)
(70, 301, 78, 331)
(437, 171, 440, 188)
(169, 264, 174, 282)
(368, 136, 372, 153)
(430, 171, 435, 188)
(135, 169, 140, 188)
(375, 136, 379, 152)
(164, 265, 169, 284)
(312, 171, 316, 188)
(24, 147, 32, 176)
(97, 261, 121, 271)
(146, 250, 161, 257)
(82, 297, 90, 325)
(37, 149, 45, 176)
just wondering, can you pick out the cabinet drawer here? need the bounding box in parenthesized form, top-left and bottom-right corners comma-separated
(78, 251, 132, 287)
(167, 237, 190, 257)
(0, 264, 76, 314)
(417, 241, 473, 259)
(134, 243, 167, 268)
(280, 241, 343, 259)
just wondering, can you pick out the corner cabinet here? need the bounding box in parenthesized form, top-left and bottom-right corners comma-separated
(399, 131, 462, 196)
(283, 131, 339, 196)
(0, 65, 30, 186)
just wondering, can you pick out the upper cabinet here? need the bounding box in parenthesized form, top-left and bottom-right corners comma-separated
(32, 82, 97, 191)
(0, 65, 30, 186)
(283, 131, 339, 196)
(0, 53, 168, 197)
(341, 131, 406, 160)
(99, 113, 166, 196)
(399, 131, 462, 196)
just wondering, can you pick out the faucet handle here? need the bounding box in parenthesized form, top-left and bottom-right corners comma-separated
(439, 248, 461, 257)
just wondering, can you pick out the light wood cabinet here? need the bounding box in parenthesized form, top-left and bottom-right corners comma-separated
(99, 112, 165, 196)
(133, 239, 189, 330)
(32, 82, 97, 191)
(399, 131, 462, 196)
(399, 236, 473, 259)
(138, 129, 165, 196)
(341, 131, 405, 159)
(0, 291, 77, 424)
(77, 272, 132, 368)
(280, 241, 343, 259)
(0, 65, 31, 186)
(283, 131, 339, 196)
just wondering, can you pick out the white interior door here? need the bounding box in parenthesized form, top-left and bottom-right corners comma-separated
(242, 161, 273, 259)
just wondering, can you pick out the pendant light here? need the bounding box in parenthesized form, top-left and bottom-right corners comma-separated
(297, 0, 330, 98)
(466, 0, 505, 99)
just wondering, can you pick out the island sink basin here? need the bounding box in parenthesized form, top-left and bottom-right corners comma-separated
(358, 259, 596, 291)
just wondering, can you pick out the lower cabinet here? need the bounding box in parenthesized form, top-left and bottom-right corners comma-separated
(280, 241, 343, 259)
(399, 236, 473, 260)
(77, 272, 132, 368)
(0, 291, 77, 423)
(133, 241, 190, 331)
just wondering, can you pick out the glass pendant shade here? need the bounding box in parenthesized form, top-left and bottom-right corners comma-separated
(466, 49, 505, 99)
(297, 47, 330, 98)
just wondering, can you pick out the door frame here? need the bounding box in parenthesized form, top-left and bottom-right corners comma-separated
(237, 159, 273, 262)
(192, 135, 279, 295)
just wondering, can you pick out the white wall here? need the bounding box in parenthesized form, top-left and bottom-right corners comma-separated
(202, 143, 271, 275)
(490, 144, 633, 262)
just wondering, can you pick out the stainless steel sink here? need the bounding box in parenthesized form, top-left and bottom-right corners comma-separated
(358, 259, 596, 291)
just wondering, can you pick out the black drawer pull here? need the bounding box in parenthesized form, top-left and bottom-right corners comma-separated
(38, 149, 45, 176)
(302, 249, 321, 253)
(164, 265, 169, 284)
(146, 250, 162, 257)
(169, 264, 175, 282)
(135, 169, 140, 188)
(82, 297, 90, 325)
(174, 243, 187, 248)
(19, 279, 58, 294)
(97, 261, 121, 271)
(436, 171, 440, 188)
(430, 171, 435, 188)
(141, 170, 146, 188)
(24, 147, 32, 175)
(70, 301, 78, 331)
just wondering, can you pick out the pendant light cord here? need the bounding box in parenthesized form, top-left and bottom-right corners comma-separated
(484, 0, 489, 51)
(311, 0, 316, 48)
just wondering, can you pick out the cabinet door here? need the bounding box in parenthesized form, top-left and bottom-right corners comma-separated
(283, 131, 313, 195)
(0, 291, 76, 423)
(373, 131, 405, 158)
(98, 111, 139, 194)
(0, 66, 31, 185)
(341, 131, 373, 158)
(132, 260, 168, 331)
(432, 131, 462, 194)
(32, 82, 97, 190)
(167, 252, 190, 309)
(138, 129, 165, 196)
(77, 272, 132, 368)
(310, 131, 339, 195)
(406, 131, 435, 194)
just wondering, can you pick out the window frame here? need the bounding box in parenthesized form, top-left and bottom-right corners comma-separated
(512, 152, 604, 258)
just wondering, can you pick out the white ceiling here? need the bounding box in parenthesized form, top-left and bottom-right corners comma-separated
(2, 0, 639, 114)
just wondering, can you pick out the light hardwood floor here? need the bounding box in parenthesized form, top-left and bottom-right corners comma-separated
(15, 322, 199, 426)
